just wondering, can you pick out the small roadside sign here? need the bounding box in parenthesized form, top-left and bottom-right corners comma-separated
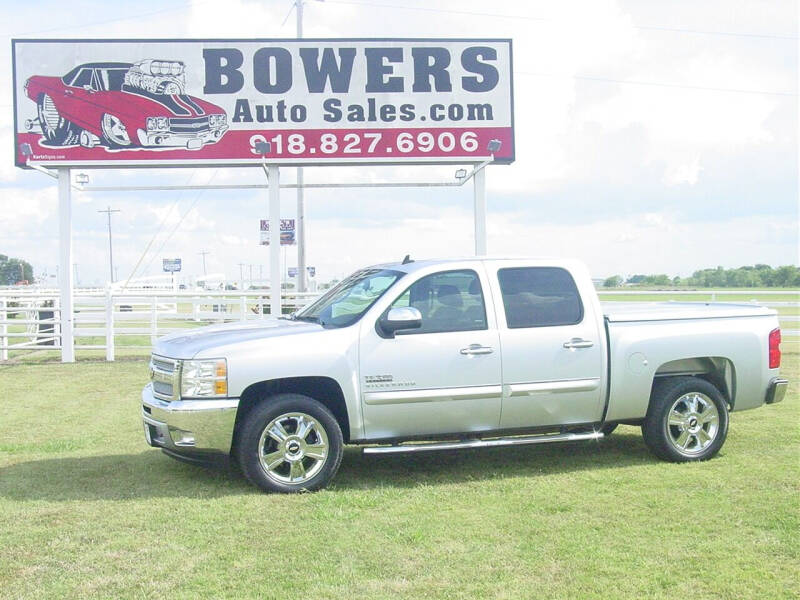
(162, 258, 182, 272)
(260, 219, 296, 246)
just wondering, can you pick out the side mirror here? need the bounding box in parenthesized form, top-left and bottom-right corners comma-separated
(380, 306, 422, 338)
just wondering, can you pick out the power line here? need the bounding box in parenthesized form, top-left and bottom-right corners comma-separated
(138, 169, 203, 277)
(141, 169, 221, 277)
(517, 71, 798, 97)
(3, 0, 207, 38)
(326, 0, 797, 41)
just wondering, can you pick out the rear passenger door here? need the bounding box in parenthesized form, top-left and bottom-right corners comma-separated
(491, 265, 606, 428)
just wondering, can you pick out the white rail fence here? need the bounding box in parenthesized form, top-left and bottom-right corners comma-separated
(1, 289, 797, 362)
(0, 289, 317, 361)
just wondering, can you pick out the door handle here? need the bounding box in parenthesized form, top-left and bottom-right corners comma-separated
(460, 344, 494, 356)
(563, 338, 593, 349)
(64, 89, 74, 96)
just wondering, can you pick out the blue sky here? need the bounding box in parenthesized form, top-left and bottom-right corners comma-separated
(0, 0, 796, 286)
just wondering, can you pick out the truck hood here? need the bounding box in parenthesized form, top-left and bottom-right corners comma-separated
(152, 318, 322, 359)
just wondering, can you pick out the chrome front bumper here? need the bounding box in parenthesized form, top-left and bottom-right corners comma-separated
(765, 377, 788, 404)
(142, 384, 239, 458)
(136, 126, 228, 150)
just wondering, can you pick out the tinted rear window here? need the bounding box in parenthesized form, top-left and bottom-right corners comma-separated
(497, 267, 583, 328)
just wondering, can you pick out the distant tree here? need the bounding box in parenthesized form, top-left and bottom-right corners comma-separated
(643, 274, 671, 286)
(603, 275, 622, 288)
(0, 254, 33, 285)
(626, 274, 646, 284)
(683, 264, 798, 288)
(774, 265, 800, 287)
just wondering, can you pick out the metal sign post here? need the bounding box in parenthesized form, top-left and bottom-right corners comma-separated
(58, 168, 75, 362)
(268, 165, 281, 317)
(474, 167, 487, 255)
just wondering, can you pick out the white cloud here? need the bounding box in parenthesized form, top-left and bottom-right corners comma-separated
(662, 156, 702, 186)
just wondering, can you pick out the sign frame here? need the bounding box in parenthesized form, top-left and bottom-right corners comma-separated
(12, 37, 515, 169)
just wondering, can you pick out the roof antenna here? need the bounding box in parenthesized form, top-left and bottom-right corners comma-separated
(402, 254, 413, 265)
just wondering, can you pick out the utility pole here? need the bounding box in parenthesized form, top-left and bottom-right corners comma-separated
(296, 0, 307, 295)
(198, 250, 209, 276)
(97, 205, 121, 283)
(238, 262, 245, 289)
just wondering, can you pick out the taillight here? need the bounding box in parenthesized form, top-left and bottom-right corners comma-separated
(769, 328, 781, 369)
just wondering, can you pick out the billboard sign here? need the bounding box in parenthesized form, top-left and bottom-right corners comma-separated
(13, 38, 514, 168)
(260, 218, 296, 246)
(162, 258, 182, 272)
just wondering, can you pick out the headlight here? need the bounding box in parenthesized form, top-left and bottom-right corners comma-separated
(210, 114, 226, 128)
(180, 358, 228, 398)
(146, 117, 169, 132)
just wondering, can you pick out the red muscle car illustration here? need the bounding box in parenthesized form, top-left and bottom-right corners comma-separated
(23, 60, 228, 151)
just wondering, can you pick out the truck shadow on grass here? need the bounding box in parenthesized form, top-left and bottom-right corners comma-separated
(335, 430, 659, 490)
(0, 430, 660, 500)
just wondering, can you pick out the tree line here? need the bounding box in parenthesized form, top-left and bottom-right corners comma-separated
(604, 264, 800, 288)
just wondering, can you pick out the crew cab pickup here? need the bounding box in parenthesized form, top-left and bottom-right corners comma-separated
(142, 258, 788, 493)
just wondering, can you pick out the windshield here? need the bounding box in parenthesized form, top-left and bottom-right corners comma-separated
(295, 268, 404, 328)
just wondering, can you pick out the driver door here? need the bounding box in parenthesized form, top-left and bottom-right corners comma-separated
(359, 267, 502, 439)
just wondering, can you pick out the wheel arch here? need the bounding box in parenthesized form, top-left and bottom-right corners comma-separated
(651, 356, 735, 407)
(233, 376, 351, 446)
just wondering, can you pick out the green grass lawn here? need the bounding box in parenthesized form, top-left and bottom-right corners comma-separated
(0, 350, 797, 599)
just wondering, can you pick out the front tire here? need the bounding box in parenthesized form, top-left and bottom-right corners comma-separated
(642, 377, 729, 462)
(236, 394, 343, 493)
(100, 113, 132, 147)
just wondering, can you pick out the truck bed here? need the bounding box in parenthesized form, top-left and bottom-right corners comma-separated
(602, 301, 775, 323)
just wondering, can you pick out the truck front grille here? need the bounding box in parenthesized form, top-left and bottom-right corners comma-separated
(150, 354, 179, 401)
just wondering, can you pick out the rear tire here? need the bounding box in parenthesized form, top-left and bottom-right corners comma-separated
(642, 377, 729, 462)
(37, 93, 80, 146)
(236, 394, 343, 493)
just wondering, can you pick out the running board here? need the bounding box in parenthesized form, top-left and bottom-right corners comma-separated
(362, 431, 604, 454)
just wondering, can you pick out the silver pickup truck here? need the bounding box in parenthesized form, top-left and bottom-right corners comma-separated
(142, 257, 787, 493)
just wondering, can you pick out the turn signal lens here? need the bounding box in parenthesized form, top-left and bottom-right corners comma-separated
(769, 328, 781, 369)
(215, 380, 228, 395)
(215, 360, 227, 377)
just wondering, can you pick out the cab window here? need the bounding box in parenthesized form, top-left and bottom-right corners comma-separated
(497, 267, 583, 328)
(70, 68, 93, 88)
(390, 270, 487, 334)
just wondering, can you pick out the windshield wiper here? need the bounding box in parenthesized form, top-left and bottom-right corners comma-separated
(293, 315, 319, 323)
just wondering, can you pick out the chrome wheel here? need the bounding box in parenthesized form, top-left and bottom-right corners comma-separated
(258, 412, 329, 485)
(666, 392, 719, 455)
(101, 113, 131, 146)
